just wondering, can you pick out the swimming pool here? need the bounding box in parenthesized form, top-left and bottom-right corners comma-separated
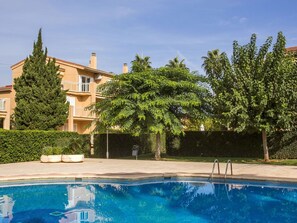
(0, 178, 296, 223)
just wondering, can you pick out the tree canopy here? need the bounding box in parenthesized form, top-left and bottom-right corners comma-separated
(89, 67, 208, 159)
(14, 29, 69, 130)
(131, 54, 152, 72)
(203, 32, 297, 161)
(166, 57, 189, 70)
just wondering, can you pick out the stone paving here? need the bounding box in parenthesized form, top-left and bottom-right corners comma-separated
(0, 158, 297, 182)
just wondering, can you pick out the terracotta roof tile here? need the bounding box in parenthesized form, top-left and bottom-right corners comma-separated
(0, 85, 12, 92)
(11, 56, 114, 77)
(286, 46, 297, 52)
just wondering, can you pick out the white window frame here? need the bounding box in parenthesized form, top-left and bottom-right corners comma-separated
(79, 75, 92, 92)
(0, 99, 5, 110)
(66, 96, 76, 116)
(73, 124, 78, 132)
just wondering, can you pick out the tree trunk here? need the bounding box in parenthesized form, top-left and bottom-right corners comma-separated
(155, 132, 161, 160)
(262, 129, 270, 162)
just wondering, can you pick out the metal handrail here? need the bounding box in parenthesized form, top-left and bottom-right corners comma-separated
(210, 159, 220, 180)
(224, 159, 233, 179)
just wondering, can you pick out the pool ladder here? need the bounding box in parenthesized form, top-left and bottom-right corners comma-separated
(209, 159, 233, 180)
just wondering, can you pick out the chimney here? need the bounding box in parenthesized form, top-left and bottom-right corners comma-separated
(89, 52, 97, 69)
(122, 63, 128, 73)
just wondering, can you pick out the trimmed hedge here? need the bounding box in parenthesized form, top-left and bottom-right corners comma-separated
(93, 133, 141, 158)
(167, 131, 297, 159)
(93, 131, 297, 159)
(92, 133, 166, 158)
(167, 131, 263, 158)
(1, 130, 296, 163)
(0, 130, 82, 163)
(269, 131, 297, 159)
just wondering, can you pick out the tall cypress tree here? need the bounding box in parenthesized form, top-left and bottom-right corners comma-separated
(14, 29, 69, 130)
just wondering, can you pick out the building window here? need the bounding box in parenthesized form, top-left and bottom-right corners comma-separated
(79, 76, 91, 92)
(80, 211, 89, 221)
(0, 99, 5, 110)
(73, 124, 78, 132)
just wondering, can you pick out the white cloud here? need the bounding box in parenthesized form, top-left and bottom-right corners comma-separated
(239, 17, 248, 23)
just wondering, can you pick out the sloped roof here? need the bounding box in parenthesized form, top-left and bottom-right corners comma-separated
(11, 56, 114, 77)
(0, 85, 12, 92)
(286, 46, 297, 52)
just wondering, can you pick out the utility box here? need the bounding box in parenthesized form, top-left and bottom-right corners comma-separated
(132, 145, 139, 160)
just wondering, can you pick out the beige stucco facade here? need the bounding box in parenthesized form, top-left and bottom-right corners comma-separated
(0, 87, 11, 130)
(0, 53, 113, 134)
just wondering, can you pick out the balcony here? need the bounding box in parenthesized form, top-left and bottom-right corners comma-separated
(96, 89, 105, 99)
(73, 107, 95, 120)
(62, 81, 91, 96)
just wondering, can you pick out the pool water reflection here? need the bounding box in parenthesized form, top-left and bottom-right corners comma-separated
(0, 179, 297, 222)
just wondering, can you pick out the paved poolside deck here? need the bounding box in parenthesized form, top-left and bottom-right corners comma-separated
(0, 158, 296, 183)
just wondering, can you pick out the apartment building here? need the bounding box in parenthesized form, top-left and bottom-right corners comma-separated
(0, 85, 11, 130)
(0, 53, 115, 134)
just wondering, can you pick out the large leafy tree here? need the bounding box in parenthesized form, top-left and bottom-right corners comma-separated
(131, 54, 152, 72)
(14, 29, 69, 130)
(166, 57, 189, 70)
(89, 67, 207, 160)
(204, 32, 297, 161)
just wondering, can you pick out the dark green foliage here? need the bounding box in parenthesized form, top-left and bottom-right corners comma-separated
(90, 67, 206, 135)
(0, 130, 85, 163)
(42, 146, 63, 155)
(167, 131, 297, 159)
(62, 136, 91, 155)
(166, 57, 189, 70)
(89, 67, 207, 159)
(203, 32, 297, 160)
(205, 32, 297, 133)
(14, 29, 68, 130)
(270, 132, 297, 159)
(93, 133, 141, 158)
(131, 54, 152, 72)
(140, 133, 166, 154)
(167, 131, 263, 158)
(92, 133, 165, 158)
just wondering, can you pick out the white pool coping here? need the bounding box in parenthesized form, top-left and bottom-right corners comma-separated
(0, 158, 296, 183)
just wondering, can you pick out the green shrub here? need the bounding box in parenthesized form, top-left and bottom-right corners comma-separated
(62, 136, 90, 155)
(0, 130, 88, 163)
(42, 146, 63, 155)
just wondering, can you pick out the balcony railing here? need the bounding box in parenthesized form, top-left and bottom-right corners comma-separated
(74, 107, 95, 118)
(0, 99, 5, 111)
(62, 81, 90, 92)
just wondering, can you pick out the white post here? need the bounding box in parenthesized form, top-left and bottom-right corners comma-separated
(200, 124, 205, 131)
(106, 129, 109, 159)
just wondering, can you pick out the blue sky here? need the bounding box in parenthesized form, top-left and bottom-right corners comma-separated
(1, 0, 297, 86)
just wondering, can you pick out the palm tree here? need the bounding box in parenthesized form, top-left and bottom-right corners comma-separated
(166, 57, 189, 70)
(131, 54, 152, 72)
(201, 49, 224, 77)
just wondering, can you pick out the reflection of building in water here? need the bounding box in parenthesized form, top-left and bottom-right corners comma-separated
(0, 195, 14, 223)
(190, 182, 215, 195)
(60, 185, 96, 223)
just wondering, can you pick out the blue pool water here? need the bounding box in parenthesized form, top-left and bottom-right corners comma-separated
(0, 178, 297, 223)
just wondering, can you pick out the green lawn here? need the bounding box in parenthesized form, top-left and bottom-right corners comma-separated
(122, 153, 297, 166)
